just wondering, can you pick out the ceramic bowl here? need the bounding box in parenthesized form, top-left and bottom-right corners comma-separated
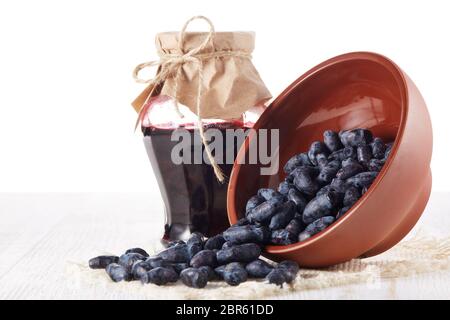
(227, 52, 432, 267)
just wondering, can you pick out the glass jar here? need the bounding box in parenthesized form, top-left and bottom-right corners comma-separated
(142, 95, 265, 242)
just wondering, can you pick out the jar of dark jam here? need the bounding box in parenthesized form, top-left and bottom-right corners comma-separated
(142, 95, 264, 243)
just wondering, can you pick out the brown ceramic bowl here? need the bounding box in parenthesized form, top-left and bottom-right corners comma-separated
(227, 52, 432, 267)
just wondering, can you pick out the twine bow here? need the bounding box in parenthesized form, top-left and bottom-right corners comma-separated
(133, 16, 252, 183)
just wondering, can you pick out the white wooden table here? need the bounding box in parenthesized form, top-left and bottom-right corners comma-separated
(0, 192, 449, 299)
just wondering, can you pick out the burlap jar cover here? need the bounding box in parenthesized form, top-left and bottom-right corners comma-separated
(132, 16, 272, 181)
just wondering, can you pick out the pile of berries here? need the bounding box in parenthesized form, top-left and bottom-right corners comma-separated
(89, 232, 299, 288)
(243, 128, 392, 244)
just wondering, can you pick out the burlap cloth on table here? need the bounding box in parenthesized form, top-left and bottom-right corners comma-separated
(67, 232, 450, 299)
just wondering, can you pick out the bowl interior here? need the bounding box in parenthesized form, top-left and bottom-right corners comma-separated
(229, 53, 405, 223)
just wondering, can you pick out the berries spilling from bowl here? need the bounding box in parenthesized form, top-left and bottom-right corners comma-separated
(89, 128, 391, 288)
(243, 128, 393, 245)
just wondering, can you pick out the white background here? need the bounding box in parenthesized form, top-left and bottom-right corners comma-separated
(0, 0, 449, 192)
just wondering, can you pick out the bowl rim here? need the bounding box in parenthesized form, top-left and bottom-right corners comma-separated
(227, 51, 409, 254)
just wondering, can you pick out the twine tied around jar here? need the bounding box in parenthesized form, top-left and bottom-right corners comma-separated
(133, 16, 253, 182)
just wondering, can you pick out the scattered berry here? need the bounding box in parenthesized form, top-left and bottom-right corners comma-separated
(105, 263, 131, 282)
(216, 243, 261, 265)
(245, 259, 273, 278)
(204, 234, 226, 250)
(180, 268, 208, 288)
(88, 255, 119, 269)
(223, 262, 248, 286)
(266, 268, 287, 287)
(125, 247, 149, 257)
(278, 260, 300, 283)
(223, 224, 270, 245)
(190, 250, 217, 268)
(142, 267, 178, 285)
